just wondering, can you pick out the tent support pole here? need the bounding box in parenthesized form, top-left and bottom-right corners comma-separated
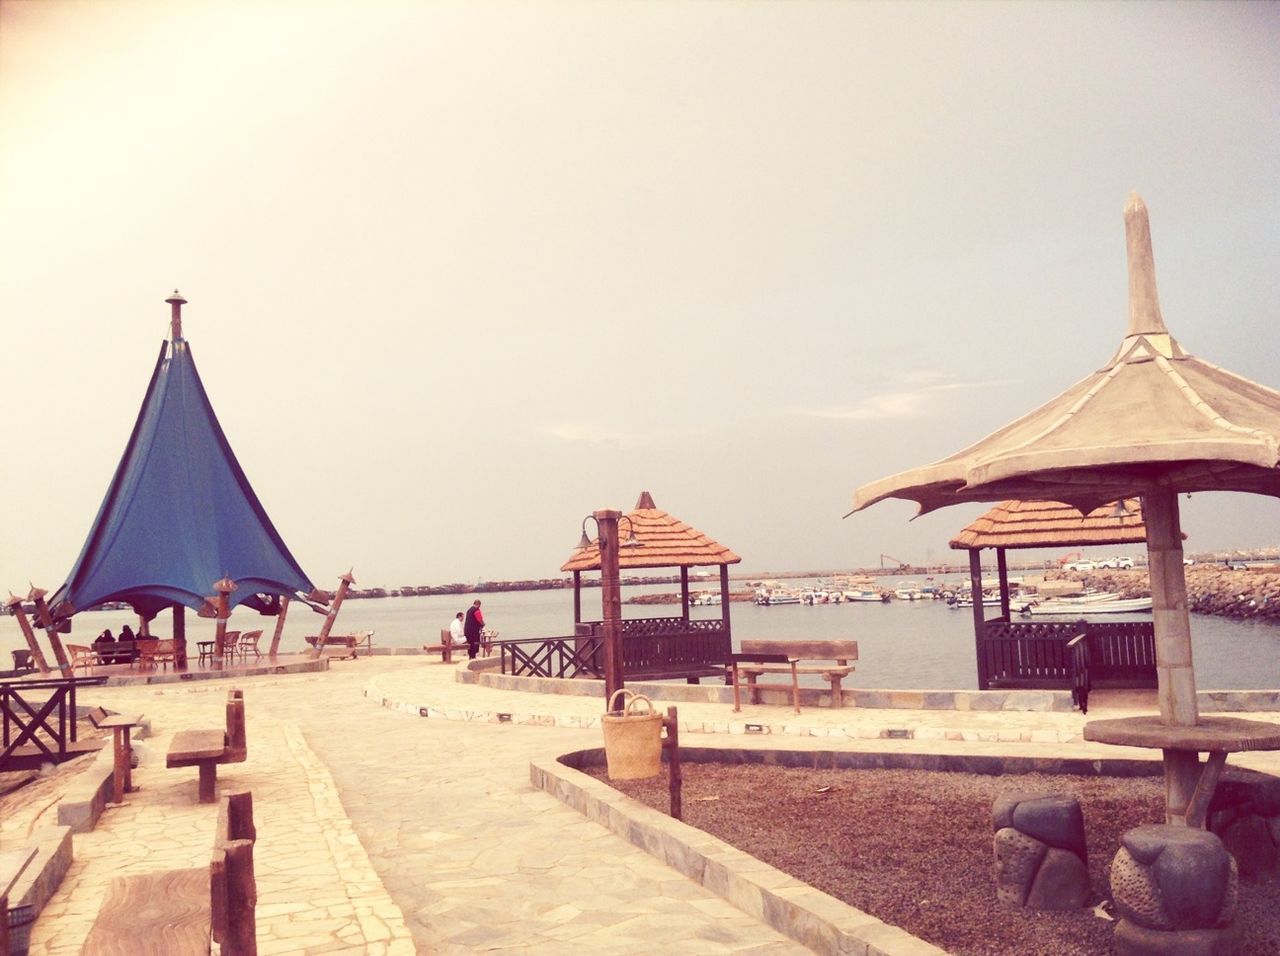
(310, 571, 354, 658)
(29, 590, 72, 678)
(6, 598, 51, 674)
(996, 547, 1011, 619)
(269, 596, 291, 658)
(720, 564, 731, 637)
(173, 605, 188, 669)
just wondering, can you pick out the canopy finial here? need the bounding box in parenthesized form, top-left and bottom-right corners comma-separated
(165, 289, 187, 342)
(1123, 193, 1168, 337)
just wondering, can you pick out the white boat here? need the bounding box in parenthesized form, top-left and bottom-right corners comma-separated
(1023, 595, 1153, 615)
(754, 588, 802, 606)
(688, 591, 721, 606)
(801, 589, 841, 605)
(893, 583, 926, 601)
(842, 588, 885, 603)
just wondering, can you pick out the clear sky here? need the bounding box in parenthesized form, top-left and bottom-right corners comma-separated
(2, 1, 1278, 592)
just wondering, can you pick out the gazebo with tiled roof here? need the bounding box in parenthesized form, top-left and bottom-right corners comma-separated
(556, 491, 741, 681)
(950, 499, 1159, 694)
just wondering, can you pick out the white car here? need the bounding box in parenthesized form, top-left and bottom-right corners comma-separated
(1098, 556, 1135, 570)
(1064, 560, 1096, 572)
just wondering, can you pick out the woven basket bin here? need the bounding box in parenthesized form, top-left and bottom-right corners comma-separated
(601, 690, 663, 780)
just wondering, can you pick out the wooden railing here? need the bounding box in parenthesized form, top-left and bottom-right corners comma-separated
(1, 676, 106, 772)
(502, 621, 731, 681)
(499, 635, 603, 680)
(978, 619, 1156, 698)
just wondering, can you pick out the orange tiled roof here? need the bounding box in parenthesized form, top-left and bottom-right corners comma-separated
(560, 492, 742, 572)
(949, 499, 1149, 551)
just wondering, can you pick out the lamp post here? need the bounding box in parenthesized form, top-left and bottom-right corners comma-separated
(579, 510, 641, 704)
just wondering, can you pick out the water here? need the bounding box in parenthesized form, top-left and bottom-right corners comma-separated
(6, 576, 1280, 689)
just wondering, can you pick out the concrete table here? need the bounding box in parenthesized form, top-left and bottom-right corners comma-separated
(1084, 715, 1280, 827)
(97, 714, 144, 803)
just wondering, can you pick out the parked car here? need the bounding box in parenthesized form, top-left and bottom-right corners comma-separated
(1098, 556, 1135, 570)
(1063, 560, 1096, 572)
(1184, 557, 1196, 566)
(1228, 561, 1249, 571)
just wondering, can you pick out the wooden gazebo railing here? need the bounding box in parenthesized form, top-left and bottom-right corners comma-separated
(500, 615, 731, 683)
(977, 616, 1156, 710)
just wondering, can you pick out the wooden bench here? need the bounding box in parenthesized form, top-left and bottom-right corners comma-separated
(423, 628, 460, 663)
(166, 689, 247, 803)
(304, 630, 374, 659)
(732, 639, 859, 714)
(83, 790, 257, 955)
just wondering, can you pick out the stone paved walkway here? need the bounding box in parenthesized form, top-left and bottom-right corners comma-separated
(18, 656, 1280, 954)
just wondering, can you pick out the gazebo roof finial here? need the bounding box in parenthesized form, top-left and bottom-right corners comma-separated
(635, 491, 657, 510)
(1123, 192, 1168, 338)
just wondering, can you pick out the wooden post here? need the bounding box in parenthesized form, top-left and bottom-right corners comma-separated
(212, 577, 237, 670)
(311, 571, 354, 657)
(573, 571, 581, 626)
(28, 588, 72, 677)
(1143, 489, 1197, 727)
(139, 614, 151, 637)
(680, 567, 690, 622)
(6, 595, 51, 674)
(596, 510, 625, 703)
(268, 595, 291, 658)
(719, 564, 731, 636)
(969, 549, 988, 689)
(664, 706, 682, 821)
(996, 547, 1011, 620)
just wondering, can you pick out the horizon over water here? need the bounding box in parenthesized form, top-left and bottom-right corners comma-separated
(4, 574, 1279, 690)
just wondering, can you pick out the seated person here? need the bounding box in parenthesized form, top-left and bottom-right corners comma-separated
(115, 624, 138, 664)
(92, 628, 116, 664)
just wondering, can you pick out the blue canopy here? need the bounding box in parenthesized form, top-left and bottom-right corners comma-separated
(49, 336, 316, 622)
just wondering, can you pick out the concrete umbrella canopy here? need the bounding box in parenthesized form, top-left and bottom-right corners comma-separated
(850, 194, 1280, 825)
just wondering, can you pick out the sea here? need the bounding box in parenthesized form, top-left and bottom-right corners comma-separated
(5, 574, 1280, 690)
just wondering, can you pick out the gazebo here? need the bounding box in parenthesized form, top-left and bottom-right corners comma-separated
(852, 194, 1280, 826)
(951, 498, 1157, 698)
(500, 492, 740, 684)
(17, 292, 322, 674)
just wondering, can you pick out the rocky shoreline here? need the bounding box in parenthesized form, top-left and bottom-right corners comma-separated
(1059, 565, 1280, 624)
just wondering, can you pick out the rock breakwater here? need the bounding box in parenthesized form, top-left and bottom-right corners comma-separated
(1056, 567, 1280, 624)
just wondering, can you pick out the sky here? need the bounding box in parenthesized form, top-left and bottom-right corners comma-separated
(2, 1, 1279, 592)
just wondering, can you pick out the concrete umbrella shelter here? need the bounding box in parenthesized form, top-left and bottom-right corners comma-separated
(851, 194, 1280, 826)
(949, 498, 1152, 689)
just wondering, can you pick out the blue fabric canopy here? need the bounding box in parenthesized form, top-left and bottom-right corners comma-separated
(49, 337, 316, 622)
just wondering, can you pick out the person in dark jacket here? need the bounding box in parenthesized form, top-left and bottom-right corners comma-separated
(463, 600, 485, 660)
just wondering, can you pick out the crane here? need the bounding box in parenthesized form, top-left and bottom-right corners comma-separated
(1057, 551, 1081, 567)
(879, 554, 909, 569)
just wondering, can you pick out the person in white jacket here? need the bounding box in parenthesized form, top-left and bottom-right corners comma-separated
(448, 612, 466, 646)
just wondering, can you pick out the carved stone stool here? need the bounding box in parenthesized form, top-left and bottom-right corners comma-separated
(1111, 824, 1241, 955)
(1206, 769, 1280, 881)
(992, 790, 1089, 910)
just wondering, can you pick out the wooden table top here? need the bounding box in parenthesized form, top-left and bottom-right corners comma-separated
(97, 714, 144, 730)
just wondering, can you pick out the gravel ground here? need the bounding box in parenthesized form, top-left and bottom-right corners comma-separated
(589, 763, 1280, 955)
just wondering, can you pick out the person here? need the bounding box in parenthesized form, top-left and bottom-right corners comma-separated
(448, 612, 466, 646)
(116, 624, 137, 665)
(93, 628, 117, 664)
(463, 600, 485, 660)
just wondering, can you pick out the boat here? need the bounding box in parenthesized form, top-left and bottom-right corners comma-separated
(801, 589, 841, 605)
(842, 587, 885, 603)
(754, 588, 802, 606)
(688, 591, 721, 607)
(893, 583, 926, 601)
(1023, 595, 1153, 615)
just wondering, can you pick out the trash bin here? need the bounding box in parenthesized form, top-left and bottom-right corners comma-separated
(7, 901, 35, 956)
